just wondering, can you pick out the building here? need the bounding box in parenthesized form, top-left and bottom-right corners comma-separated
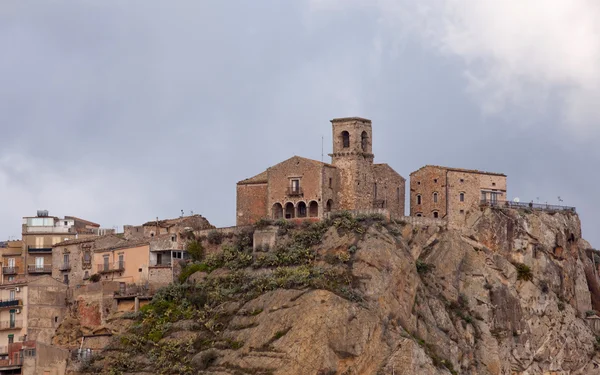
(0, 242, 25, 285)
(123, 214, 213, 240)
(93, 241, 150, 285)
(51, 235, 124, 286)
(409, 165, 507, 226)
(21, 211, 114, 281)
(0, 276, 68, 375)
(236, 117, 406, 225)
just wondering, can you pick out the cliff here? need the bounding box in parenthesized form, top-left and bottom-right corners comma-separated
(73, 208, 600, 374)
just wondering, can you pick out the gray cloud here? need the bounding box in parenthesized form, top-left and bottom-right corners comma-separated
(1, 1, 598, 246)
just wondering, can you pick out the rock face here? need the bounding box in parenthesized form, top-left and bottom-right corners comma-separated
(83, 209, 600, 374)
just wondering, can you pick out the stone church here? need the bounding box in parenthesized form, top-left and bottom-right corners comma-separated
(236, 117, 405, 225)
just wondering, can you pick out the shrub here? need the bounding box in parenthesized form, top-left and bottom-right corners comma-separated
(89, 274, 101, 283)
(586, 310, 597, 317)
(254, 218, 273, 229)
(515, 263, 533, 281)
(416, 260, 434, 274)
(178, 263, 210, 283)
(207, 230, 224, 245)
(186, 240, 205, 262)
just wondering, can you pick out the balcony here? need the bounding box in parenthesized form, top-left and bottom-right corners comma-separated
(480, 199, 576, 213)
(27, 247, 52, 253)
(2, 267, 18, 275)
(286, 187, 303, 197)
(0, 320, 22, 331)
(97, 261, 125, 273)
(59, 263, 71, 271)
(27, 265, 52, 274)
(0, 300, 21, 310)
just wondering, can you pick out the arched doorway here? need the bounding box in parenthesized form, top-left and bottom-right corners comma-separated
(297, 202, 307, 218)
(309, 201, 319, 217)
(285, 202, 295, 219)
(272, 203, 283, 219)
(325, 199, 333, 212)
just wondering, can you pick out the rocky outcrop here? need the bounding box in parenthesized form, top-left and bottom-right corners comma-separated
(80, 209, 600, 374)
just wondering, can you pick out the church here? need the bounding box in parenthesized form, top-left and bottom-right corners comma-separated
(236, 117, 406, 225)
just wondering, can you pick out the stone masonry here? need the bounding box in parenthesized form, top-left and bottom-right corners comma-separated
(236, 117, 406, 225)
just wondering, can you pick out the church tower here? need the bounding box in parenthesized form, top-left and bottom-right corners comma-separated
(329, 117, 375, 211)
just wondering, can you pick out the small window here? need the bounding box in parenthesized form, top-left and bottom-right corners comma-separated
(460, 209, 465, 214)
(171, 235, 176, 242)
(417, 181, 421, 185)
(433, 192, 438, 203)
(433, 179, 438, 183)
(54, 316, 58, 323)
(417, 195, 422, 205)
(433, 211, 439, 218)
(64, 221, 68, 226)
(460, 179, 464, 183)
(416, 213, 422, 217)
(150, 232, 155, 237)
(492, 182, 496, 186)
(341, 131, 350, 148)
(329, 178, 332, 188)
(397, 187, 400, 201)
(459, 192, 465, 202)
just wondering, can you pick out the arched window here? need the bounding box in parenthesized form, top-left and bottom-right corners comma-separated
(309, 201, 319, 217)
(326, 199, 333, 212)
(297, 201, 307, 218)
(341, 131, 350, 148)
(284, 202, 295, 219)
(373, 183, 378, 199)
(361, 131, 368, 152)
(459, 192, 465, 202)
(416, 213, 423, 217)
(272, 203, 283, 219)
(433, 192, 438, 203)
(417, 194, 422, 205)
(433, 211, 439, 218)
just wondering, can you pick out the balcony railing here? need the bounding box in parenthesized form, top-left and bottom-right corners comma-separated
(286, 187, 303, 196)
(59, 263, 71, 271)
(480, 199, 576, 213)
(97, 261, 125, 273)
(0, 357, 22, 367)
(2, 267, 18, 275)
(27, 265, 52, 274)
(0, 300, 21, 309)
(27, 247, 52, 253)
(0, 320, 22, 330)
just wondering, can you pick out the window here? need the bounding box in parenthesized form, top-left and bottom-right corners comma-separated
(24, 349, 35, 357)
(9, 290, 15, 301)
(417, 181, 421, 185)
(341, 131, 350, 148)
(84, 271, 89, 280)
(63, 254, 69, 266)
(417, 195, 422, 205)
(373, 183, 378, 199)
(434, 179, 438, 183)
(416, 213, 422, 217)
(291, 179, 300, 194)
(64, 221, 68, 226)
(54, 316, 58, 323)
(7, 335, 13, 344)
(460, 178, 464, 183)
(63, 275, 69, 284)
(35, 257, 44, 269)
(397, 187, 400, 201)
(492, 182, 496, 186)
(433, 211, 439, 218)
(459, 192, 465, 202)
(460, 209, 465, 214)
(329, 178, 332, 188)
(481, 191, 486, 202)
(173, 251, 183, 259)
(83, 251, 91, 264)
(118, 254, 124, 269)
(8, 276, 14, 282)
(103, 255, 109, 271)
(361, 131, 368, 152)
(150, 232, 155, 237)
(7, 258, 14, 268)
(433, 192, 438, 203)
(171, 235, 176, 242)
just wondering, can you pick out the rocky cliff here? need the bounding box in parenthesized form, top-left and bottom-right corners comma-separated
(75, 208, 600, 374)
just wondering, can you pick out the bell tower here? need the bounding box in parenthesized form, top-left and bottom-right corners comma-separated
(329, 117, 375, 210)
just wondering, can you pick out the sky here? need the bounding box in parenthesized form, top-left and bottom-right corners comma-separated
(1, 1, 600, 245)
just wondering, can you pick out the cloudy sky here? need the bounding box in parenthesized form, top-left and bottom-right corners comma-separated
(2, 1, 600, 245)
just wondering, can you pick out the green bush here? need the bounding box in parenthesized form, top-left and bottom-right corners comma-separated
(178, 263, 210, 283)
(207, 230, 224, 245)
(186, 240, 205, 262)
(89, 273, 101, 282)
(515, 263, 533, 281)
(416, 260, 434, 274)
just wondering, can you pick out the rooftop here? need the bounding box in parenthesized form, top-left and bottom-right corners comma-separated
(330, 117, 372, 123)
(410, 165, 506, 177)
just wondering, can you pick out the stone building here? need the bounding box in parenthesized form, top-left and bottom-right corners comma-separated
(409, 165, 507, 226)
(21, 211, 113, 281)
(236, 117, 406, 225)
(51, 235, 124, 286)
(123, 214, 213, 240)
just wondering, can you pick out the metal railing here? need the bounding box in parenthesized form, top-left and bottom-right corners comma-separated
(27, 247, 52, 253)
(58, 263, 71, 271)
(2, 267, 18, 275)
(480, 199, 576, 213)
(0, 320, 22, 330)
(0, 300, 20, 309)
(97, 261, 125, 273)
(27, 265, 52, 273)
(286, 187, 303, 196)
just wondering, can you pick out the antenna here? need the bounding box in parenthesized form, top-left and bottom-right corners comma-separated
(180, 209, 184, 218)
(321, 135, 324, 162)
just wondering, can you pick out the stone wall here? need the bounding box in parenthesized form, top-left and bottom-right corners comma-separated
(148, 266, 173, 287)
(409, 166, 448, 218)
(236, 182, 268, 226)
(27, 277, 68, 345)
(393, 215, 447, 228)
(373, 163, 406, 218)
(253, 227, 278, 252)
(22, 341, 68, 375)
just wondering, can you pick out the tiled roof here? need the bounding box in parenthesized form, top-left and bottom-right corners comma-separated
(237, 156, 336, 185)
(94, 239, 149, 253)
(373, 163, 406, 180)
(237, 170, 268, 185)
(53, 234, 122, 247)
(410, 165, 506, 177)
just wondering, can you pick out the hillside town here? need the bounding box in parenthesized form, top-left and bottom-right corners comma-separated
(0, 117, 577, 374)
